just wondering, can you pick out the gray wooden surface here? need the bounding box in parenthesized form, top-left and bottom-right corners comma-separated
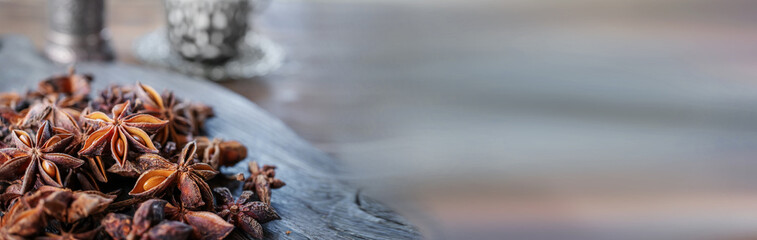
(0, 35, 421, 240)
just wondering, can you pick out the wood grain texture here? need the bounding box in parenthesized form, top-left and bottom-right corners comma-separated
(0, 35, 421, 240)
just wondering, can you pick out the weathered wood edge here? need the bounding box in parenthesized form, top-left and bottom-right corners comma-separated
(0, 35, 421, 240)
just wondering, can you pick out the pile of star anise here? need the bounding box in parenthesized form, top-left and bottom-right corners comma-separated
(0, 69, 286, 239)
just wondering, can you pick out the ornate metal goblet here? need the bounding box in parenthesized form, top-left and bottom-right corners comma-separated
(45, 0, 115, 63)
(164, 0, 250, 64)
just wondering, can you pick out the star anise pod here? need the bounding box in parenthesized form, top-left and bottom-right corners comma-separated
(0, 180, 22, 209)
(91, 84, 134, 113)
(185, 102, 213, 136)
(54, 111, 108, 183)
(79, 100, 167, 167)
(136, 83, 193, 147)
(214, 187, 280, 239)
(129, 141, 217, 210)
(20, 95, 82, 129)
(37, 222, 102, 240)
(63, 166, 101, 191)
(164, 202, 234, 240)
(243, 161, 285, 205)
(102, 199, 193, 240)
(0, 121, 85, 192)
(0, 111, 21, 148)
(37, 67, 92, 103)
(24, 186, 114, 224)
(0, 197, 47, 238)
(0, 92, 22, 109)
(194, 136, 247, 170)
(53, 107, 90, 151)
(0, 101, 22, 120)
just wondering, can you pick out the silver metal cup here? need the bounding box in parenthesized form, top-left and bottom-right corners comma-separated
(45, 0, 115, 63)
(164, 0, 251, 64)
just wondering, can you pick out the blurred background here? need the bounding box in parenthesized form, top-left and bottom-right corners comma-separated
(6, 0, 757, 239)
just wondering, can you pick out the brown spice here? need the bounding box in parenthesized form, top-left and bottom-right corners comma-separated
(103, 199, 193, 240)
(164, 202, 234, 240)
(195, 136, 247, 170)
(0, 121, 84, 192)
(79, 100, 167, 167)
(214, 187, 280, 238)
(243, 161, 286, 204)
(136, 83, 193, 147)
(130, 141, 217, 210)
(0, 70, 286, 239)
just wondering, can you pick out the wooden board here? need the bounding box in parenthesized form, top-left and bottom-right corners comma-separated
(0, 35, 421, 240)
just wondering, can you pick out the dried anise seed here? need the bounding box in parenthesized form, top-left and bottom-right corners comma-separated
(0, 92, 22, 109)
(143, 220, 193, 240)
(130, 141, 217, 210)
(195, 136, 247, 169)
(0, 180, 22, 208)
(26, 186, 115, 223)
(53, 108, 92, 153)
(20, 95, 82, 129)
(243, 161, 285, 204)
(103, 199, 193, 240)
(92, 84, 134, 113)
(53, 114, 109, 184)
(63, 166, 101, 191)
(37, 67, 92, 101)
(79, 100, 167, 166)
(164, 202, 234, 240)
(214, 187, 280, 239)
(136, 83, 193, 147)
(38, 224, 102, 240)
(0, 198, 47, 238)
(0, 121, 84, 192)
(101, 213, 133, 240)
(185, 102, 213, 136)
